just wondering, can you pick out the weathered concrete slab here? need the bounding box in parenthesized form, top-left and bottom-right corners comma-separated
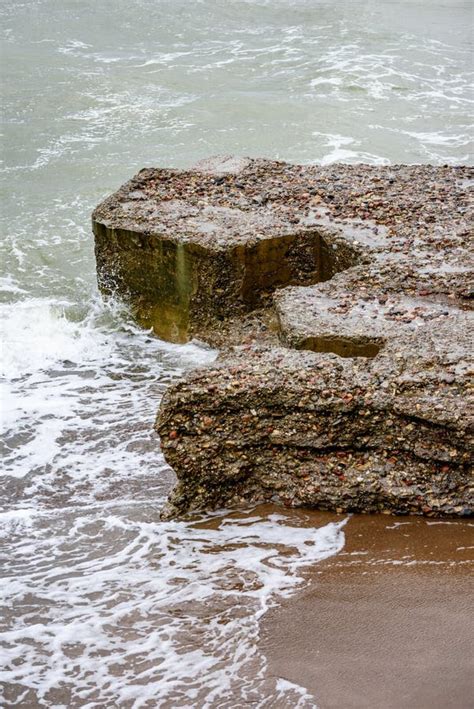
(93, 158, 473, 517)
(93, 159, 358, 343)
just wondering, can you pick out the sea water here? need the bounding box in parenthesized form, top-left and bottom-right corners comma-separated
(1, 1, 472, 706)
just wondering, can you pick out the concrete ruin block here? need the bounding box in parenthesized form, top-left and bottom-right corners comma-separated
(92, 159, 359, 342)
(93, 157, 474, 518)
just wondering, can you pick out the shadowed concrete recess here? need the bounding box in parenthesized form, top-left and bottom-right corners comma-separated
(93, 156, 474, 519)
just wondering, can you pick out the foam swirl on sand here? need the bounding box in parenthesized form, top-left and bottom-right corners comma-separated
(0, 504, 346, 707)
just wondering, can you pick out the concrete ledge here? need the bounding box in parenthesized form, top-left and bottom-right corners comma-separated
(157, 341, 472, 518)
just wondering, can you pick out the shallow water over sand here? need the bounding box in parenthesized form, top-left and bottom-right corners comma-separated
(1, 0, 473, 705)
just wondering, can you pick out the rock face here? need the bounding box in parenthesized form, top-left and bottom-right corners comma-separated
(94, 157, 474, 518)
(93, 157, 360, 343)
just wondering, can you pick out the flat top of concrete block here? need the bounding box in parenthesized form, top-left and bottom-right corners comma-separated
(93, 159, 473, 257)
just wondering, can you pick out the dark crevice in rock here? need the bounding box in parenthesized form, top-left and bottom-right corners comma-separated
(294, 335, 384, 358)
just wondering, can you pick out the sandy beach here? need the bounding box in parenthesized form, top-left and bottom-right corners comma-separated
(261, 513, 473, 708)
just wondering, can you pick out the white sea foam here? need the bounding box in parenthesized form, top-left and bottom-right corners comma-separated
(0, 505, 344, 707)
(313, 132, 389, 165)
(0, 296, 216, 495)
(0, 275, 28, 295)
(0, 299, 111, 380)
(0, 507, 36, 538)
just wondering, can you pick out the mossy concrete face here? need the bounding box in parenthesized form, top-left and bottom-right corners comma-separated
(93, 157, 473, 518)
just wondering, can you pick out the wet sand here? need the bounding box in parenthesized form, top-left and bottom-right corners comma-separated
(261, 513, 473, 709)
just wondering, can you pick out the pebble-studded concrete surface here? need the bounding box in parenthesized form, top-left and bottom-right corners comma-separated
(94, 156, 472, 271)
(97, 156, 473, 518)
